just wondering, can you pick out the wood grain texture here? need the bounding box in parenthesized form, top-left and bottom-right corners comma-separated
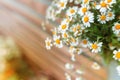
(0, 0, 107, 80)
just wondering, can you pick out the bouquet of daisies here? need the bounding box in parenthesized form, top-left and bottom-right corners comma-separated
(45, 0, 120, 77)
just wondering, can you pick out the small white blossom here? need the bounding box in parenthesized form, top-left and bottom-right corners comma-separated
(67, 7, 78, 17)
(53, 36, 63, 48)
(45, 38, 53, 50)
(82, 12, 94, 27)
(98, 13, 109, 24)
(96, 1, 110, 13)
(112, 23, 120, 35)
(89, 42, 103, 53)
(113, 49, 120, 61)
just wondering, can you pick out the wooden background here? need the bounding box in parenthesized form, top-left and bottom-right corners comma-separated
(0, 0, 107, 80)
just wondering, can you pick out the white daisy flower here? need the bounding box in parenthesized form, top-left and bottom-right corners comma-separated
(105, 0, 116, 5)
(82, 12, 94, 27)
(112, 23, 120, 35)
(113, 49, 120, 61)
(107, 11, 115, 21)
(89, 42, 103, 53)
(59, 20, 69, 33)
(96, 1, 110, 13)
(53, 36, 63, 48)
(57, 0, 68, 10)
(67, 7, 78, 17)
(92, 62, 101, 70)
(98, 13, 108, 24)
(45, 38, 53, 50)
(81, 39, 89, 48)
(78, 4, 90, 16)
(82, 0, 90, 5)
(65, 63, 74, 70)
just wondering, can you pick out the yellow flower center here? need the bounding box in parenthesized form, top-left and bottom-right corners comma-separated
(82, 40, 87, 44)
(107, 0, 112, 3)
(115, 24, 120, 30)
(108, 12, 112, 17)
(82, 7, 87, 13)
(56, 39, 60, 44)
(47, 42, 50, 46)
(62, 24, 67, 29)
(92, 44, 98, 49)
(100, 15, 106, 20)
(84, 0, 89, 4)
(84, 16, 89, 23)
(116, 52, 120, 59)
(64, 33, 67, 38)
(100, 2, 107, 7)
(59, 2, 65, 7)
(70, 9, 75, 14)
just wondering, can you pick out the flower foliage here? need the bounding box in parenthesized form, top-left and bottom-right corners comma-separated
(45, 0, 120, 64)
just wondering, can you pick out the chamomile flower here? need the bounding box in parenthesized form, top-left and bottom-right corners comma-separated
(98, 13, 108, 24)
(107, 11, 115, 21)
(89, 42, 103, 53)
(82, 12, 94, 27)
(96, 1, 110, 13)
(113, 49, 120, 61)
(57, 0, 68, 10)
(59, 20, 69, 33)
(45, 38, 53, 50)
(67, 7, 78, 17)
(81, 39, 88, 48)
(105, 0, 116, 5)
(112, 23, 120, 35)
(78, 4, 90, 16)
(53, 36, 63, 48)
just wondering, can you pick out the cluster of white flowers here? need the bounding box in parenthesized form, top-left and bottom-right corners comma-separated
(45, 0, 120, 78)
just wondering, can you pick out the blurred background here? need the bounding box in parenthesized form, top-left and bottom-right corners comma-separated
(0, 0, 107, 80)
